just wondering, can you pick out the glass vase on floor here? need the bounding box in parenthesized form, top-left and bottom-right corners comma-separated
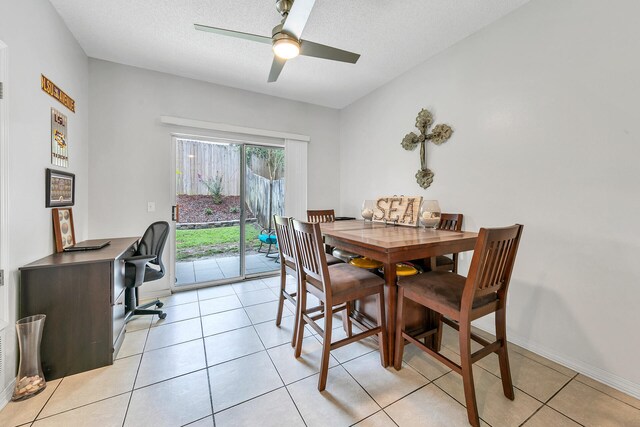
(12, 314, 47, 401)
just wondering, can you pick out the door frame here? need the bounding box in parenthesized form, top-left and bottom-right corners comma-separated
(169, 132, 285, 292)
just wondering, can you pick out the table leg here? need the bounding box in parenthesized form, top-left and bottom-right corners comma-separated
(383, 262, 397, 367)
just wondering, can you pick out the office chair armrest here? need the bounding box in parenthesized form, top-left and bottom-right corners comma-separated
(123, 255, 156, 287)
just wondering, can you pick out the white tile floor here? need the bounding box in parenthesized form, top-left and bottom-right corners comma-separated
(2, 276, 640, 427)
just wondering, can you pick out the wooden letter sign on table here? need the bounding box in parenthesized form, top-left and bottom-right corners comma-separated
(373, 196, 423, 226)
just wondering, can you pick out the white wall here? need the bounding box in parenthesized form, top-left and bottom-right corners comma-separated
(339, 0, 640, 396)
(88, 59, 340, 296)
(0, 0, 89, 400)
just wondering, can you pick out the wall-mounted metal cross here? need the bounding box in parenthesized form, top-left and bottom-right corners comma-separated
(401, 108, 453, 189)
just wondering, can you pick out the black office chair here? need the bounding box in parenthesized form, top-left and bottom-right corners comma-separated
(123, 221, 170, 321)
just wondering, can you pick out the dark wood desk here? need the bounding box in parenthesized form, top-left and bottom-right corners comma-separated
(19, 237, 139, 380)
(321, 220, 478, 365)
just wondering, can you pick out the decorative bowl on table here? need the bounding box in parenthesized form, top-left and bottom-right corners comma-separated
(420, 200, 441, 228)
(361, 200, 375, 221)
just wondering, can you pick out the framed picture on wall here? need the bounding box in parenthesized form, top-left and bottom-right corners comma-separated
(52, 207, 75, 252)
(46, 168, 75, 207)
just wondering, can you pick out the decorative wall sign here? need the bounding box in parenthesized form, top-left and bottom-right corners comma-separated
(401, 109, 453, 189)
(51, 108, 68, 167)
(372, 196, 423, 227)
(41, 74, 75, 112)
(46, 168, 75, 207)
(52, 207, 76, 252)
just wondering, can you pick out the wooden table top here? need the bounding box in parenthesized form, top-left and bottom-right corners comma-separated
(20, 237, 139, 270)
(320, 220, 477, 253)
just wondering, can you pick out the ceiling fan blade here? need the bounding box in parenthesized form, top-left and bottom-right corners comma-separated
(282, 0, 316, 40)
(194, 24, 272, 45)
(299, 40, 360, 64)
(268, 56, 287, 82)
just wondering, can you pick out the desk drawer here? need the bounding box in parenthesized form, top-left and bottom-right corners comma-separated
(113, 290, 126, 345)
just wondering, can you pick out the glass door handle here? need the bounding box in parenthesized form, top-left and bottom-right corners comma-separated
(172, 205, 180, 222)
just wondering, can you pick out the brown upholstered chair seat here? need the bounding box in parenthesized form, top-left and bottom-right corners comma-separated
(328, 263, 384, 299)
(434, 255, 454, 267)
(285, 253, 342, 271)
(400, 271, 497, 312)
(326, 253, 345, 266)
(306, 263, 384, 303)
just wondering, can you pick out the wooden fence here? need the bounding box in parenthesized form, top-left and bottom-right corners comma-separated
(246, 170, 285, 230)
(176, 139, 284, 195)
(176, 139, 241, 195)
(176, 139, 285, 229)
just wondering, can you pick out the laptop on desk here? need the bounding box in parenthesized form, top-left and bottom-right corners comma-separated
(63, 239, 111, 252)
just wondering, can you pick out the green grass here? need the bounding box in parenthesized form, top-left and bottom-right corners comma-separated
(176, 225, 263, 260)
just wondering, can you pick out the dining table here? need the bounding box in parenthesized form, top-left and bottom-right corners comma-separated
(320, 220, 478, 366)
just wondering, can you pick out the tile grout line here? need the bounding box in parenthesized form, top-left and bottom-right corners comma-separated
(572, 376, 640, 412)
(429, 380, 495, 427)
(531, 373, 587, 426)
(196, 290, 217, 427)
(439, 330, 573, 407)
(32, 390, 132, 424)
(121, 321, 153, 427)
(237, 287, 309, 427)
(28, 374, 65, 424)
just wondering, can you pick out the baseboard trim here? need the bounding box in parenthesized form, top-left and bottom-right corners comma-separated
(0, 378, 15, 411)
(474, 322, 640, 400)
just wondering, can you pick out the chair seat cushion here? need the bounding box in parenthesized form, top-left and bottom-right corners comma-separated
(399, 271, 496, 312)
(125, 264, 164, 287)
(349, 257, 383, 269)
(285, 254, 343, 271)
(396, 263, 419, 277)
(326, 253, 344, 266)
(259, 234, 277, 244)
(331, 248, 360, 262)
(435, 255, 454, 266)
(325, 263, 384, 300)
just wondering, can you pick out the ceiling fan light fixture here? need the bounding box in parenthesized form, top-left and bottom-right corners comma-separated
(273, 38, 300, 59)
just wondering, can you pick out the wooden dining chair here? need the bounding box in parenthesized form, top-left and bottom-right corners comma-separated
(429, 213, 464, 273)
(291, 219, 388, 391)
(394, 224, 523, 427)
(306, 209, 336, 223)
(273, 215, 343, 346)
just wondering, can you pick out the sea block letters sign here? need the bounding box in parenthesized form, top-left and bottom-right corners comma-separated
(373, 196, 423, 227)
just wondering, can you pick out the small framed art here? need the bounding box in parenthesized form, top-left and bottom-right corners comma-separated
(52, 207, 76, 252)
(46, 168, 75, 207)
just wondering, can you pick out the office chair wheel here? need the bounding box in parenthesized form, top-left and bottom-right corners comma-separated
(156, 302, 164, 308)
(158, 313, 167, 320)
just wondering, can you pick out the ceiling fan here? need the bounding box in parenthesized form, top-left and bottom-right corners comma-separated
(194, 0, 360, 82)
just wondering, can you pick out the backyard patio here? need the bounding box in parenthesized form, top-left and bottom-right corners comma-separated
(176, 253, 278, 286)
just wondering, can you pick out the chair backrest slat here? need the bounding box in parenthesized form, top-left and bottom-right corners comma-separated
(273, 215, 295, 266)
(437, 213, 463, 231)
(291, 219, 331, 297)
(307, 209, 336, 223)
(464, 225, 523, 302)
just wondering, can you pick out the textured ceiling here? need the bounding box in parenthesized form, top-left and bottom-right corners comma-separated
(49, 0, 529, 108)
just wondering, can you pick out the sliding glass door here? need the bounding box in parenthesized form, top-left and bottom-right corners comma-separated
(173, 137, 284, 289)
